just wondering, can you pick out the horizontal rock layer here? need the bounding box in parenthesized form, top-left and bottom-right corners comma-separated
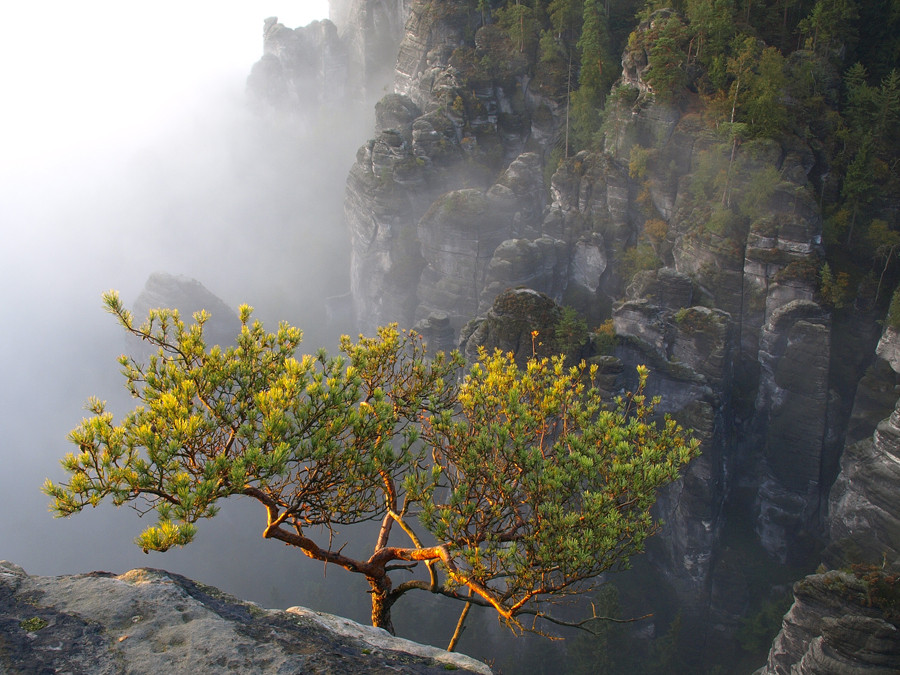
(756, 569, 900, 675)
(828, 325, 900, 571)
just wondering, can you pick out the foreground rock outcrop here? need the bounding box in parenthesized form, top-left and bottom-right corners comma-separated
(827, 324, 900, 571)
(0, 561, 490, 674)
(755, 569, 900, 674)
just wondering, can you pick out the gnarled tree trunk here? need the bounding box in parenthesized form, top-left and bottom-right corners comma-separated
(369, 575, 398, 634)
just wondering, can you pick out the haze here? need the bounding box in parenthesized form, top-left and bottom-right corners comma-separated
(0, 0, 379, 618)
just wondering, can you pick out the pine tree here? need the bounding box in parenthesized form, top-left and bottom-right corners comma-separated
(46, 292, 700, 641)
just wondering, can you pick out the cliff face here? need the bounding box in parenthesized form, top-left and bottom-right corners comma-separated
(330, 0, 413, 100)
(337, 2, 851, 660)
(236, 0, 900, 669)
(776, 325, 900, 672)
(0, 561, 490, 675)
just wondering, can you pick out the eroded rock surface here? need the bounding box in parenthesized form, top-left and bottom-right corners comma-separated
(0, 561, 490, 675)
(248, 1, 900, 668)
(754, 301, 832, 563)
(755, 570, 900, 675)
(828, 325, 900, 571)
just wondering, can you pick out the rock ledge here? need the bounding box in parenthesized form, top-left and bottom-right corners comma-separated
(0, 561, 491, 674)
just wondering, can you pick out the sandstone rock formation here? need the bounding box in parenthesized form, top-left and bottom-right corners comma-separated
(827, 324, 900, 571)
(248, 17, 350, 114)
(249, 1, 899, 669)
(754, 300, 832, 564)
(0, 561, 490, 675)
(131, 272, 239, 351)
(345, 0, 567, 333)
(248, 2, 412, 117)
(755, 569, 900, 675)
(329, 0, 413, 99)
(459, 287, 563, 364)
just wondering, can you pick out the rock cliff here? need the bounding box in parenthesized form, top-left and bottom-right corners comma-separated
(248, 17, 350, 114)
(245, 0, 900, 669)
(330, 0, 413, 100)
(0, 561, 490, 675)
(335, 1, 849, 663)
(247, 1, 412, 116)
(755, 569, 900, 675)
(827, 324, 900, 571)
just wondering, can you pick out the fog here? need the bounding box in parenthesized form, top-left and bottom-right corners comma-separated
(0, 5, 689, 667)
(0, 5, 580, 662)
(0, 0, 383, 621)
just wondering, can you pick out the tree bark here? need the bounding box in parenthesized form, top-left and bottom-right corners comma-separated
(369, 576, 397, 634)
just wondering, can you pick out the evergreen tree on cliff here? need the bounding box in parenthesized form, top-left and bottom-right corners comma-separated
(46, 293, 699, 642)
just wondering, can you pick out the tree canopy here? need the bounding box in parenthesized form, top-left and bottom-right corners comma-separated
(46, 292, 699, 642)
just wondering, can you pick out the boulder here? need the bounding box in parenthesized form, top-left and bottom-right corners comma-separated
(459, 288, 561, 364)
(478, 237, 568, 314)
(626, 267, 693, 309)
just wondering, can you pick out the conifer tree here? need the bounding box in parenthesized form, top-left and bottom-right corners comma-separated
(46, 292, 699, 642)
(642, 14, 689, 101)
(570, 0, 614, 148)
(798, 0, 858, 58)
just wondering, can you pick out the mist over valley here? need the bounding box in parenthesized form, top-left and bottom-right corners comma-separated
(0, 0, 367, 613)
(4, 1, 900, 673)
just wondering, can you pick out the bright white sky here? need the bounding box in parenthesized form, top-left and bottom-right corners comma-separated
(0, 1, 329, 176)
